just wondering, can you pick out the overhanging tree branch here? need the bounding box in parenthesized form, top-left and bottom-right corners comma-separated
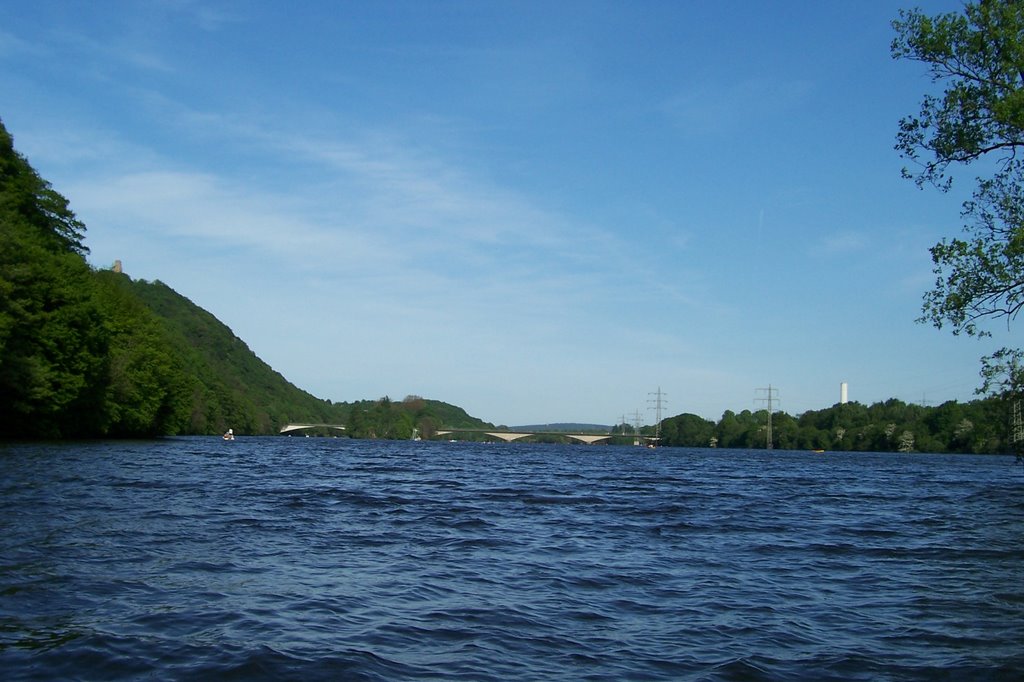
(894, 1, 1024, 396)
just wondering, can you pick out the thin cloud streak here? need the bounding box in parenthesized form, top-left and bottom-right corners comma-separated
(664, 78, 813, 136)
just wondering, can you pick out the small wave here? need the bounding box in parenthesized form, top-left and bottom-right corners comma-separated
(182, 644, 424, 682)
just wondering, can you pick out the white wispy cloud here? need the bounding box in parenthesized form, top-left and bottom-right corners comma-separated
(0, 27, 44, 58)
(664, 78, 812, 136)
(65, 118, 653, 329)
(52, 28, 177, 75)
(158, 0, 242, 32)
(813, 230, 869, 256)
(69, 169, 399, 272)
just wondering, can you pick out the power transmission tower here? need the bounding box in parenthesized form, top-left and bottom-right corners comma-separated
(1012, 400, 1023, 465)
(755, 384, 779, 450)
(632, 409, 644, 446)
(647, 387, 668, 442)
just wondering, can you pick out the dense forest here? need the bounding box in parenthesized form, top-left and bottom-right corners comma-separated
(1, 116, 1019, 451)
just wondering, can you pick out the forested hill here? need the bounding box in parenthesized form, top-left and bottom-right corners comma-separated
(0, 117, 490, 438)
(119, 275, 342, 435)
(108, 275, 490, 438)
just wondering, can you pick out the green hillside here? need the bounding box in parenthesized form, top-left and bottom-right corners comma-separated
(121, 275, 497, 436)
(0, 116, 491, 438)
(119, 274, 342, 434)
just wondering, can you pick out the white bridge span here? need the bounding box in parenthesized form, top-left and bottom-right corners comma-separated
(277, 424, 654, 444)
(279, 423, 347, 434)
(435, 428, 656, 445)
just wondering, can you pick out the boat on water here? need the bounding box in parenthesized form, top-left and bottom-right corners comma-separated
(223, 428, 235, 441)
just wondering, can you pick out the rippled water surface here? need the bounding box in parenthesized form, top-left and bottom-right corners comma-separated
(2, 438, 1022, 680)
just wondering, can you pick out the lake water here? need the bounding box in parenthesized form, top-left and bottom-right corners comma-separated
(1, 438, 1022, 680)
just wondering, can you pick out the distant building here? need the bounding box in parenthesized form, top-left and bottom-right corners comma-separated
(840, 382, 848, 405)
(112, 260, 123, 274)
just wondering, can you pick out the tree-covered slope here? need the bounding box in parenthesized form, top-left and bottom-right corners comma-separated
(340, 395, 492, 440)
(122, 276, 343, 434)
(1, 119, 110, 437)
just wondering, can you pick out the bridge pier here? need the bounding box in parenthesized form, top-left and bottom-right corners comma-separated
(486, 432, 533, 442)
(564, 434, 615, 445)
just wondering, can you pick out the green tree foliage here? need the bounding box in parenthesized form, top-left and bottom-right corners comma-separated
(893, 1, 1024, 393)
(341, 396, 490, 440)
(123, 277, 344, 434)
(659, 412, 716, 447)
(0, 122, 87, 256)
(659, 397, 1009, 454)
(0, 122, 108, 437)
(0, 117, 199, 438)
(90, 271, 191, 436)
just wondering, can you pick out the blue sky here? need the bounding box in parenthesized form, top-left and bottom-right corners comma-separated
(1, 0, 1005, 427)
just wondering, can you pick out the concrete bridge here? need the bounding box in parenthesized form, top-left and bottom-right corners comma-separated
(434, 427, 656, 445)
(276, 423, 655, 445)
(279, 423, 347, 434)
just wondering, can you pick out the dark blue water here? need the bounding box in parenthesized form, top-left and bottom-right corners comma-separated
(1, 438, 1022, 680)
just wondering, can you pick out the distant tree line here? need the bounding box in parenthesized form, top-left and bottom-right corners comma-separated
(657, 398, 1012, 454)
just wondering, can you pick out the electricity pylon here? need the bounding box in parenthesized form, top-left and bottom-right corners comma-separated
(648, 387, 668, 442)
(1012, 400, 1023, 465)
(755, 385, 778, 450)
